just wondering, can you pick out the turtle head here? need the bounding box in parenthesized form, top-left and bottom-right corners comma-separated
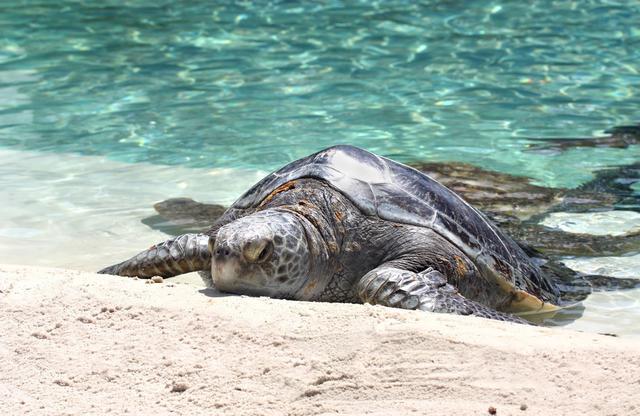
(210, 209, 324, 299)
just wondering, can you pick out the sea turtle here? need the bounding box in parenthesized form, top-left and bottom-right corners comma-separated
(100, 145, 574, 324)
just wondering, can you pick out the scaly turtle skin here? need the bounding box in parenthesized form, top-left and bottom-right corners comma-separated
(100, 145, 565, 324)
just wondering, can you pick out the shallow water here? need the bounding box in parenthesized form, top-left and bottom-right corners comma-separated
(1, 1, 639, 335)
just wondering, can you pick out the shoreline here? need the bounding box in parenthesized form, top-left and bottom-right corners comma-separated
(1, 264, 638, 415)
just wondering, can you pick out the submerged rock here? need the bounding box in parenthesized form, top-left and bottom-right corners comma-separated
(526, 124, 640, 153)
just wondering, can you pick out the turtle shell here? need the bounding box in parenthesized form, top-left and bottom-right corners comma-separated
(234, 145, 559, 307)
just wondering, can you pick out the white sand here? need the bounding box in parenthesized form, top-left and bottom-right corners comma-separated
(1, 264, 638, 416)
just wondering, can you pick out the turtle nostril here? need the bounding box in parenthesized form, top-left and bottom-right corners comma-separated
(213, 244, 232, 259)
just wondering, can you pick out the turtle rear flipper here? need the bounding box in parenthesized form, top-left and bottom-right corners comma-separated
(357, 265, 531, 324)
(98, 233, 211, 278)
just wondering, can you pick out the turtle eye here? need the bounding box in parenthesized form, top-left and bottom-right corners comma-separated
(243, 238, 273, 263)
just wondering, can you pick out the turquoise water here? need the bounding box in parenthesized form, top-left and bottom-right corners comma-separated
(1, 1, 640, 335)
(1, 1, 639, 186)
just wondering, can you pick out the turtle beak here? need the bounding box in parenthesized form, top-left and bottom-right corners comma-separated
(211, 244, 241, 289)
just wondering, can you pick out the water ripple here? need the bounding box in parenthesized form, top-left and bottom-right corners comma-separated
(0, 1, 638, 187)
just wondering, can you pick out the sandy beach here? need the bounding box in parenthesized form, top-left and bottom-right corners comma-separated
(2, 264, 639, 415)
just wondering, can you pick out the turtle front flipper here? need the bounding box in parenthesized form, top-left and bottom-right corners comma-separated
(357, 266, 531, 324)
(98, 233, 211, 278)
